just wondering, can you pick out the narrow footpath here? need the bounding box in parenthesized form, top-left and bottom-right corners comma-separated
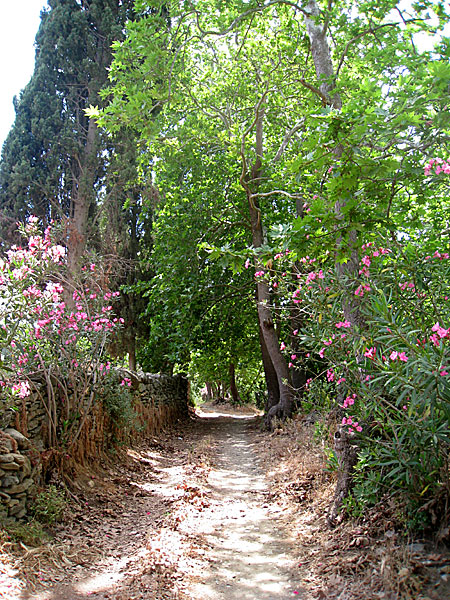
(184, 411, 297, 599)
(4, 405, 300, 600)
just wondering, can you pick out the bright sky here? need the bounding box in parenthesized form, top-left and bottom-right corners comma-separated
(0, 1, 47, 151)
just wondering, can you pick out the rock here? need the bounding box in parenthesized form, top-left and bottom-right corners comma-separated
(7, 478, 33, 495)
(8, 499, 19, 508)
(1, 475, 20, 488)
(9, 453, 26, 466)
(9, 506, 26, 519)
(1, 462, 21, 471)
(0, 454, 16, 464)
(4, 429, 30, 450)
(20, 457, 32, 477)
(0, 491, 11, 502)
(0, 432, 17, 453)
(14, 492, 27, 499)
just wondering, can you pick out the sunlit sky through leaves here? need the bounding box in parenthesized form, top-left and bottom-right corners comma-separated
(0, 1, 447, 152)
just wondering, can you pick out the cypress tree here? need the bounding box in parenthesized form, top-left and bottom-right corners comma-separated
(0, 0, 135, 266)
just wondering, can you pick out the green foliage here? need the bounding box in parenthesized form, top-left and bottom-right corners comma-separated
(30, 485, 67, 525)
(2, 520, 51, 547)
(99, 373, 135, 427)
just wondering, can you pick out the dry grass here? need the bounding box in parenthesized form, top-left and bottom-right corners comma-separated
(254, 414, 450, 600)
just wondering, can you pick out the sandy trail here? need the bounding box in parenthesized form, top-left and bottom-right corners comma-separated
(6, 406, 300, 600)
(186, 410, 297, 599)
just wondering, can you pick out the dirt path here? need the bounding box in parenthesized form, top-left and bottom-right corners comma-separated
(185, 411, 297, 599)
(3, 406, 300, 600)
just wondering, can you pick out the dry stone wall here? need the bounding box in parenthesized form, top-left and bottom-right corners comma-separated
(0, 371, 189, 521)
(0, 429, 37, 521)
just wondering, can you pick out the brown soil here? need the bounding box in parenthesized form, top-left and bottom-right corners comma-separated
(1, 404, 449, 600)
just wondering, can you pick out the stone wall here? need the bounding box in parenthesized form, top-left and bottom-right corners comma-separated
(0, 429, 37, 521)
(0, 371, 189, 520)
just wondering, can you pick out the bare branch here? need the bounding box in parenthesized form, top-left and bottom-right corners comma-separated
(251, 190, 303, 200)
(274, 121, 304, 162)
(299, 78, 329, 105)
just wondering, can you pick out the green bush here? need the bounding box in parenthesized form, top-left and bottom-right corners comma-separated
(30, 485, 67, 525)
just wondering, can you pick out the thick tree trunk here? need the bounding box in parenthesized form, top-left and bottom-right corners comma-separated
(327, 427, 358, 526)
(206, 382, 214, 401)
(240, 98, 294, 427)
(127, 335, 137, 371)
(68, 118, 98, 275)
(259, 324, 280, 412)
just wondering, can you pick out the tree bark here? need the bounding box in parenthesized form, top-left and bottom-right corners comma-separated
(303, 0, 365, 521)
(240, 96, 294, 426)
(259, 324, 280, 412)
(68, 117, 98, 276)
(229, 362, 241, 404)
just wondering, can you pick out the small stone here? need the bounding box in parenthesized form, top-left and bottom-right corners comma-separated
(8, 499, 19, 508)
(10, 453, 26, 466)
(1, 462, 21, 471)
(9, 506, 26, 519)
(4, 429, 31, 450)
(1, 475, 20, 488)
(0, 491, 11, 502)
(21, 457, 32, 477)
(7, 478, 33, 495)
(0, 454, 16, 464)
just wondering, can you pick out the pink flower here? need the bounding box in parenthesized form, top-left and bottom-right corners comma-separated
(244, 259, 251, 269)
(390, 351, 398, 361)
(440, 370, 449, 376)
(280, 342, 286, 351)
(318, 348, 325, 358)
(432, 322, 450, 339)
(291, 354, 297, 360)
(335, 320, 351, 329)
(364, 346, 376, 359)
(398, 352, 408, 362)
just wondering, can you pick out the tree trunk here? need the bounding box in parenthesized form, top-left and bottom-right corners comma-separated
(127, 335, 137, 371)
(67, 117, 98, 276)
(303, 0, 365, 520)
(229, 362, 241, 405)
(240, 97, 294, 427)
(327, 427, 358, 527)
(259, 324, 280, 412)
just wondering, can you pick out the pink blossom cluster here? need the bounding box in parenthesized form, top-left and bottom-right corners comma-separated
(355, 283, 371, 297)
(343, 393, 356, 409)
(429, 322, 450, 347)
(389, 351, 408, 362)
(424, 250, 450, 261)
(335, 320, 351, 329)
(1, 217, 125, 406)
(424, 157, 450, 176)
(342, 415, 363, 434)
(364, 346, 376, 359)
